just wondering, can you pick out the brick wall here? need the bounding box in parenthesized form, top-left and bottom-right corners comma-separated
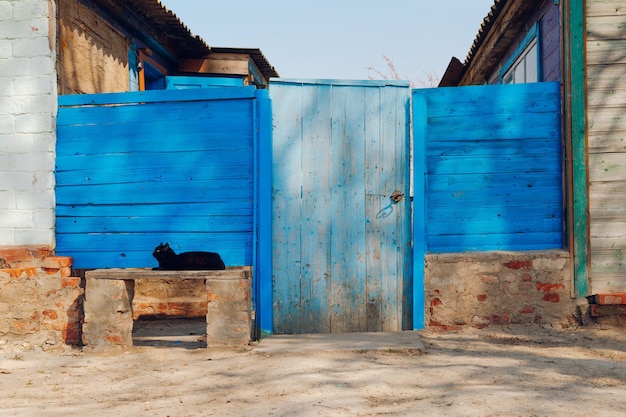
(0, 0, 56, 246)
(0, 246, 82, 347)
(425, 251, 578, 329)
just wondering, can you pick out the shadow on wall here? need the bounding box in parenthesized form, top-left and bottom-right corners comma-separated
(57, 0, 132, 95)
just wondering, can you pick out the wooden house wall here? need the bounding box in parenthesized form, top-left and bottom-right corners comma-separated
(586, 0, 626, 293)
(57, 0, 131, 94)
(490, 2, 561, 84)
(539, 2, 561, 82)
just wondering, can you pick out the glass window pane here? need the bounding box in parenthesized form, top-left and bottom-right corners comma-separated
(525, 42, 538, 82)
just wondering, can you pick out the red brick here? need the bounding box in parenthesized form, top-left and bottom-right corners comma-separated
(536, 282, 565, 293)
(477, 294, 487, 302)
(520, 306, 535, 314)
(491, 315, 511, 325)
(42, 256, 73, 269)
(504, 260, 532, 270)
(521, 273, 533, 282)
(430, 298, 442, 307)
(594, 293, 626, 305)
(0, 246, 51, 263)
(543, 293, 560, 303)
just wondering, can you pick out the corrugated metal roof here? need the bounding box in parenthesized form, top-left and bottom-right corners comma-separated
(125, 0, 279, 79)
(127, 0, 211, 56)
(463, 0, 506, 67)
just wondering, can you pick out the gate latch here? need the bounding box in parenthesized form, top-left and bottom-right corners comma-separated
(390, 190, 404, 203)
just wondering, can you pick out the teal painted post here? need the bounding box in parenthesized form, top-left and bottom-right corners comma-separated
(565, 0, 590, 297)
(256, 89, 274, 336)
(412, 91, 427, 329)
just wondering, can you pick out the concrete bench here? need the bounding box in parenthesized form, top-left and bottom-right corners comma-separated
(82, 267, 252, 350)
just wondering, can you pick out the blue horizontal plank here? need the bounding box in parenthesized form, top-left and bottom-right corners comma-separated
(427, 138, 560, 157)
(421, 82, 560, 117)
(427, 217, 563, 235)
(56, 124, 252, 156)
(56, 232, 250, 252)
(56, 215, 252, 234)
(55, 201, 253, 217)
(57, 99, 252, 127)
(55, 152, 253, 185)
(427, 154, 561, 175)
(58, 86, 257, 107)
(425, 112, 560, 141)
(427, 232, 564, 253)
(56, 179, 253, 205)
(427, 189, 561, 207)
(427, 204, 562, 221)
(427, 173, 561, 191)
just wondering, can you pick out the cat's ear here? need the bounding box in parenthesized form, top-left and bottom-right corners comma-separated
(165, 242, 169, 248)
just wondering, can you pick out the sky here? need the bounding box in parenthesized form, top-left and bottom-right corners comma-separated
(158, 1, 495, 86)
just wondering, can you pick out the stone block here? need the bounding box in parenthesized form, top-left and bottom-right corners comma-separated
(206, 276, 251, 347)
(82, 278, 134, 350)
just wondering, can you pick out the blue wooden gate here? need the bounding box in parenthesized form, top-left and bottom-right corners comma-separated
(414, 82, 563, 252)
(270, 80, 413, 333)
(56, 87, 272, 278)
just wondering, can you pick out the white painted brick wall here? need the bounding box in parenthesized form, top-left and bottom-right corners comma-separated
(0, 0, 56, 246)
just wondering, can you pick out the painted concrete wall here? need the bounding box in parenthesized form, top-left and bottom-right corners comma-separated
(0, 0, 56, 247)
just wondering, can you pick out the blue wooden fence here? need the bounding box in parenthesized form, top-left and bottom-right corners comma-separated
(56, 87, 271, 271)
(414, 82, 563, 253)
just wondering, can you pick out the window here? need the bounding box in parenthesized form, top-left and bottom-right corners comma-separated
(503, 40, 538, 84)
(500, 23, 541, 84)
(129, 45, 167, 91)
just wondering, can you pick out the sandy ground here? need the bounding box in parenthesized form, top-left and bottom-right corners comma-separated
(1, 322, 625, 417)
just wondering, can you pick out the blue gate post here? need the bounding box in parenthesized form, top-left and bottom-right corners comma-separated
(412, 90, 427, 330)
(256, 89, 273, 336)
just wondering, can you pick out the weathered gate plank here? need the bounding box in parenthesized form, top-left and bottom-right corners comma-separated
(329, 85, 368, 333)
(300, 84, 332, 333)
(270, 83, 304, 334)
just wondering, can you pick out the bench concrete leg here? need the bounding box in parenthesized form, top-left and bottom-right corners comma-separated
(82, 278, 134, 351)
(206, 277, 251, 346)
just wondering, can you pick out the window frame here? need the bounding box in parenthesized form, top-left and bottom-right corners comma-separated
(500, 22, 542, 84)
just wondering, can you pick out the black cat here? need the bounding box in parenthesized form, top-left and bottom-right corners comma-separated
(152, 242, 225, 270)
